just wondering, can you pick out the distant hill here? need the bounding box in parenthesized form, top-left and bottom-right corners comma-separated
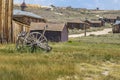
(13, 4, 120, 23)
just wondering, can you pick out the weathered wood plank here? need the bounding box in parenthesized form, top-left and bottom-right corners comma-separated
(0, 0, 13, 43)
(0, 0, 2, 42)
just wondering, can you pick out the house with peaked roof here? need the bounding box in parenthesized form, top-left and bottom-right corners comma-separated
(103, 16, 117, 23)
(30, 22, 68, 42)
(13, 10, 46, 25)
(12, 10, 46, 42)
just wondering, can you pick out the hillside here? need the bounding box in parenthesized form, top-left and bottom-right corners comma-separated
(13, 4, 99, 23)
(14, 4, 120, 24)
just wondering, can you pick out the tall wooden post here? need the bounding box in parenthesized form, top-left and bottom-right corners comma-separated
(1, 0, 5, 43)
(8, 0, 13, 42)
(84, 24, 86, 37)
(0, 0, 2, 43)
(0, 0, 13, 43)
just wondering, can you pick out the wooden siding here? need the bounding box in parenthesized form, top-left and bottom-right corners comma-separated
(31, 30, 67, 42)
(0, 0, 13, 43)
(61, 25, 68, 42)
(30, 23, 68, 42)
(0, 0, 2, 43)
(12, 20, 30, 43)
(45, 31, 61, 42)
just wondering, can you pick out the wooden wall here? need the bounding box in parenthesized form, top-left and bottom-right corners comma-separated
(12, 21, 30, 43)
(0, 0, 13, 43)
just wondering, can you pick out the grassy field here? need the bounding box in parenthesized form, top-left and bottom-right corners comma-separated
(0, 34, 120, 80)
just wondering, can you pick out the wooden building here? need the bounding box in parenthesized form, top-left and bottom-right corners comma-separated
(112, 20, 120, 33)
(12, 10, 46, 42)
(0, 0, 47, 43)
(12, 20, 30, 42)
(30, 22, 68, 42)
(13, 10, 46, 25)
(67, 21, 90, 30)
(103, 16, 117, 23)
(85, 20, 104, 27)
(0, 0, 13, 43)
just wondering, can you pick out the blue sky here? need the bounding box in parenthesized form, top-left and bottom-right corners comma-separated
(14, 0, 120, 10)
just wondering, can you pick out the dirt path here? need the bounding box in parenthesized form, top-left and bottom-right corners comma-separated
(69, 28, 112, 38)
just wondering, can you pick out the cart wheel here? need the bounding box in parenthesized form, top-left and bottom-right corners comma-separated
(28, 32, 51, 51)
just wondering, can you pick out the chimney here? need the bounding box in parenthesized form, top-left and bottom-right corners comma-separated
(21, 0, 27, 11)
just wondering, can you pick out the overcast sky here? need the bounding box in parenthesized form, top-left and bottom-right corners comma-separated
(14, 0, 120, 10)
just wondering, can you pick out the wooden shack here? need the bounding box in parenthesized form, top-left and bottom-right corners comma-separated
(103, 16, 117, 23)
(13, 10, 46, 25)
(30, 22, 68, 42)
(0, 0, 13, 43)
(67, 21, 90, 30)
(85, 20, 104, 27)
(12, 10, 46, 42)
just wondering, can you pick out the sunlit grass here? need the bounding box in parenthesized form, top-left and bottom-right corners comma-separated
(0, 34, 120, 80)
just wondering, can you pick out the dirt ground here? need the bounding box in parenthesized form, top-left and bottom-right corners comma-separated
(69, 28, 112, 38)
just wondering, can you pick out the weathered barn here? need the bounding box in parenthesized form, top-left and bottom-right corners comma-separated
(85, 20, 104, 27)
(67, 21, 90, 30)
(13, 10, 46, 25)
(12, 10, 46, 42)
(30, 22, 68, 42)
(0, 0, 13, 43)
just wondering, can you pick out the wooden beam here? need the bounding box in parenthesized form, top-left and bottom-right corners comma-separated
(0, 0, 2, 43)
(1, 0, 6, 43)
(8, 0, 13, 42)
(0, 0, 2, 38)
(0, 0, 13, 43)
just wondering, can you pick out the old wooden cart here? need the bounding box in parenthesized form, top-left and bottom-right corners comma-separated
(16, 25, 52, 52)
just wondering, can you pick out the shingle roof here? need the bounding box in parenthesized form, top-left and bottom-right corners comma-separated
(30, 22, 65, 31)
(13, 9, 43, 19)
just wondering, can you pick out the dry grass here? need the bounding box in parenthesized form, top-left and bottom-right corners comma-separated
(0, 34, 120, 80)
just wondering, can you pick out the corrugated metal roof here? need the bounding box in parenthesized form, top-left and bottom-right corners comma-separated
(13, 9, 43, 19)
(30, 22, 65, 31)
